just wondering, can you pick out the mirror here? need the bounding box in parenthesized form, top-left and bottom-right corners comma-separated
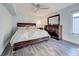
(48, 14, 60, 25)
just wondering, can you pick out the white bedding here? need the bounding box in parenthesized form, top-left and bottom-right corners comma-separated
(10, 28, 50, 46)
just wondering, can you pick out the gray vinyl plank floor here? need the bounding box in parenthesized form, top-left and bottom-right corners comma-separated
(3, 38, 79, 56)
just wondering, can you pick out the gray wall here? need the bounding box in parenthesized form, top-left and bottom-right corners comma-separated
(47, 4, 79, 44)
(0, 4, 13, 55)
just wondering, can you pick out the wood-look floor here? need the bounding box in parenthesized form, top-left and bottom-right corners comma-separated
(3, 38, 79, 56)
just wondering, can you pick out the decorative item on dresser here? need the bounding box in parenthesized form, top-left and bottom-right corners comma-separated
(45, 14, 62, 40)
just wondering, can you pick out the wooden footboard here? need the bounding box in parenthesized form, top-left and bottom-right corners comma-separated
(12, 36, 49, 51)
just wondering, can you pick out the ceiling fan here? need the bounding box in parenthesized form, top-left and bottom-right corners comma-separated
(31, 3, 49, 12)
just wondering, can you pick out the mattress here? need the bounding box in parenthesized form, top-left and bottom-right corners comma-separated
(10, 28, 50, 46)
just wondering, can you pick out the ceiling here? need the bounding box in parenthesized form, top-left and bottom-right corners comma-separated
(4, 3, 74, 17)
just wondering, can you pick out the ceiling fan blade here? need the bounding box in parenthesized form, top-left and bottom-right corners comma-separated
(40, 7, 49, 9)
(31, 3, 37, 8)
(31, 3, 49, 9)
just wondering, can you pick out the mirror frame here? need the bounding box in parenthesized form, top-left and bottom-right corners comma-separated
(47, 14, 60, 25)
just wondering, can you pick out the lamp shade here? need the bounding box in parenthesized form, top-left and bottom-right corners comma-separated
(36, 20, 41, 28)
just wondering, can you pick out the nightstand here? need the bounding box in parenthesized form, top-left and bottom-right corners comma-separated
(38, 28, 43, 30)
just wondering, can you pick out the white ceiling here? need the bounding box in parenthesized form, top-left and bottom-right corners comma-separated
(12, 3, 74, 16)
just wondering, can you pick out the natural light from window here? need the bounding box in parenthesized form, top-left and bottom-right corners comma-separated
(73, 12, 79, 34)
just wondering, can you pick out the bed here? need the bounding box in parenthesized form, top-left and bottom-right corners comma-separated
(10, 23, 50, 52)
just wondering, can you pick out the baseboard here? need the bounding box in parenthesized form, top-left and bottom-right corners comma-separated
(62, 39, 79, 46)
(1, 39, 10, 56)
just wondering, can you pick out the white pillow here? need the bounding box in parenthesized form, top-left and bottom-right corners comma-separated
(17, 26, 36, 30)
(28, 26, 37, 29)
(17, 27, 26, 30)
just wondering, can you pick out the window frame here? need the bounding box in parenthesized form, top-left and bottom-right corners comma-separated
(72, 11, 79, 35)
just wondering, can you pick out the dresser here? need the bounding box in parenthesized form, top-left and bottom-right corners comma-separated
(44, 24, 62, 40)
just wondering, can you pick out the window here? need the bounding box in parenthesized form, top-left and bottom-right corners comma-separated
(72, 12, 79, 34)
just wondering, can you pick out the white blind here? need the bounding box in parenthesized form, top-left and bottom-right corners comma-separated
(73, 12, 79, 34)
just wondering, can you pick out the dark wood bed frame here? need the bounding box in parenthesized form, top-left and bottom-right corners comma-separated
(17, 23, 36, 27)
(13, 36, 49, 51)
(12, 23, 49, 52)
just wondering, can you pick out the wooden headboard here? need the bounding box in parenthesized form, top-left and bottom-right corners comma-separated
(17, 23, 36, 27)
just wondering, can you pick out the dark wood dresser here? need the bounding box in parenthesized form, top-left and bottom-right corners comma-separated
(44, 24, 62, 40)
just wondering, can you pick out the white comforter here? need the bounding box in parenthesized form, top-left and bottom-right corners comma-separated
(10, 28, 50, 46)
